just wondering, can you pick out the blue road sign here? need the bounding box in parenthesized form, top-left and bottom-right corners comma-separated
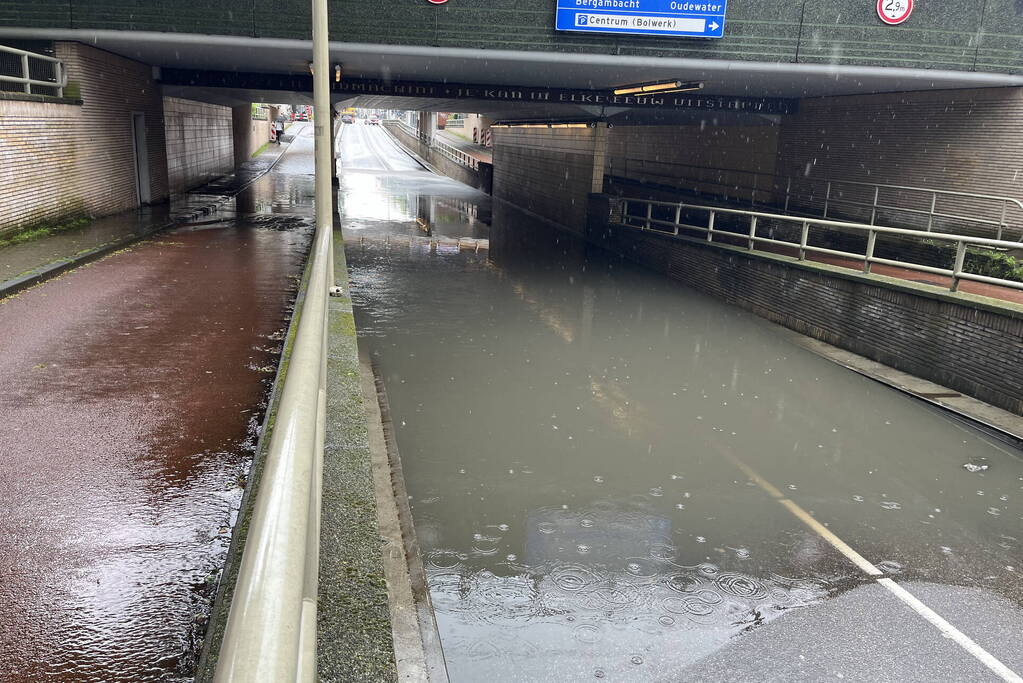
(555, 0, 727, 39)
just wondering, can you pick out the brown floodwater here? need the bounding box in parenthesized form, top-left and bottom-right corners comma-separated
(0, 127, 316, 681)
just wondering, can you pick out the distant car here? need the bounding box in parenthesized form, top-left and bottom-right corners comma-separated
(368, 115, 381, 125)
(341, 113, 354, 124)
(297, 112, 309, 121)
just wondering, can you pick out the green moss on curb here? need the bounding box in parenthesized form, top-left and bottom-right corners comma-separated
(0, 214, 90, 248)
(318, 234, 398, 682)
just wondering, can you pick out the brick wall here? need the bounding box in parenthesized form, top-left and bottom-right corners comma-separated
(55, 41, 168, 216)
(0, 42, 171, 235)
(776, 87, 1023, 232)
(604, 227, 1023, 416)
(492, 125, 607, 234)
(606, 123, 780, 204)
(164, 97, 234, 193)
(0, 99, 83, 234)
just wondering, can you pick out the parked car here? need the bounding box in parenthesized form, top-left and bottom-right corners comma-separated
(368, 115, 381, 125)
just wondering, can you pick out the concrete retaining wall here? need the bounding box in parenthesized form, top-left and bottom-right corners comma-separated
(492, 124, 606, 234)
(164, 97, 234, 194)
(606, 123, 780, 205)
(596, 220, 1023, 416)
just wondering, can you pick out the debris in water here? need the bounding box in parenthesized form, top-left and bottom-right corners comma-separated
(963, 460, 989, 473)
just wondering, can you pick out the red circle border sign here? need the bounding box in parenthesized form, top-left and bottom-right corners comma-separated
(427, 0, 448, 4)
(877, 0, 913, 25)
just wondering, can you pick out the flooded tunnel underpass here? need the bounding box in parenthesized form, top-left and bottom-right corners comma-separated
(342, 124, 1023, 682)
(0, 126, 317, 681)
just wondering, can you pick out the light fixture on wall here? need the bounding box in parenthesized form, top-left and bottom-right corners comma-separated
(612, 80, 704, 96)
(307, 61, 314, 75)
(491, 120, 596, 128)
(334, 64, 342, 82)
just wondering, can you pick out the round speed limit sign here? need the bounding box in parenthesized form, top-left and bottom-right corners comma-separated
(877, 0, 913, 25)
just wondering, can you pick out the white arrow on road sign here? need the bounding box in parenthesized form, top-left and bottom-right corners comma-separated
(709, 21, 719, 30)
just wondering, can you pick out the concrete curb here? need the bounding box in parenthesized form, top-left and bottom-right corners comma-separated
(0, 135, 298, 300)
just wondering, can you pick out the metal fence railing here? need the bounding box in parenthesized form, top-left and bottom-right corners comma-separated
(617, 197, 1023, 294)
(431, 136, 480, 171)
(606, 157, 1023, 242)
(0, 44, 66, 97)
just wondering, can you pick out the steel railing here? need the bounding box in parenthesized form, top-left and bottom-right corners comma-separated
(431, 136, 480, 171)
(213, 0, 333, 677)
(0, 44, 66, 97)
(607, 157, 1023, 242)
(617, 197, 1023, 294)
(386, 120, 482, 171)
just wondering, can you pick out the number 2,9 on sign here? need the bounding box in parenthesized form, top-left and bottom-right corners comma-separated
(877, 0, 913, 25)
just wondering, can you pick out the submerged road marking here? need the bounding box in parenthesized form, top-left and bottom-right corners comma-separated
(718, 444, 1023, 682)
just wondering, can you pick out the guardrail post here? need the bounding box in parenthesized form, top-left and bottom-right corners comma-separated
(823, 181, 831, 218)
(864, 230, 877, 273)
(784, 177, 792, 213)
(673, 204, 682, 235)
(645, 203, 652, 231)
(747, 216, 757, 250)
(998, 200, 1007, 242)
(869, 186, 879, 225)
(21, 54, 30, 94)
(707, 211, 715, 242)
(951, 241, 966, 292)
(927, 193, 937, 232)
(799, 221, 809, 260)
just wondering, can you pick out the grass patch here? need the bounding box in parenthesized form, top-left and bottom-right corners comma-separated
(251, 141, 271, 158)
(0, 215, 91, 249)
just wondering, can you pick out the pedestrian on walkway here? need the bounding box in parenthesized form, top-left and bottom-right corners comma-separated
(273, 117, 286, 144)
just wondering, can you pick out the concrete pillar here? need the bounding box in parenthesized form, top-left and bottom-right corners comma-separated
(491, 122, 609, 234)
(231, 105, 253, 167)
(590, 122, 609, 193)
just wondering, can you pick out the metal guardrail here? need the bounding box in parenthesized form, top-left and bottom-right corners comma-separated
(607, 157, 1023, 242)
(617, 197, 1023, 293)
(213, 0, 333, 679)
(0, 44, 66, 97)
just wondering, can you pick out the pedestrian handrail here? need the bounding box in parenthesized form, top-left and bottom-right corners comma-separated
(606, 157, 1023, 242)
(615, 197, 1023, 293)
(0, 44, 66, 97)
(431, 136, 480, 171)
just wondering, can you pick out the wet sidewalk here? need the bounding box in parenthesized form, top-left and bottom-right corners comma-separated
(0, 130, 301, 294)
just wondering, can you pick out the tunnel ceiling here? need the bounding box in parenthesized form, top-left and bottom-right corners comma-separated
(2, 28, 1021, 119)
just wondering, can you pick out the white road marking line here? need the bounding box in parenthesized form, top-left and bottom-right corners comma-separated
(777, 498, 883, 577)
(878, 578, 1023, 683)
(725, 449, 1022, 682)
